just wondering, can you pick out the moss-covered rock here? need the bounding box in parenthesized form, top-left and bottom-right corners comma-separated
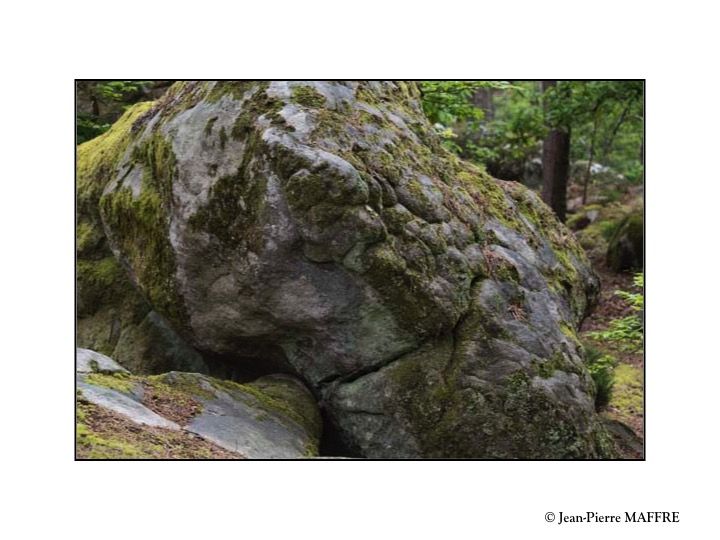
(606, 212, 643, 272)
(81, 81, 608, 458)
(77, 103, 207, 375)
(572, 200, 641, 263)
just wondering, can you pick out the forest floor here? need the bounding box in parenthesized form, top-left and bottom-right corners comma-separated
(581, 265, 644, 443)
(573, 185, 644, 458)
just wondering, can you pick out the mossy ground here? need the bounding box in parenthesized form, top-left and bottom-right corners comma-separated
(142, 375, 206, 425)
(607, 364, 643, 423)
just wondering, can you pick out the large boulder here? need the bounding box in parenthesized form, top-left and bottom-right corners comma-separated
(80, 81, 610, 458)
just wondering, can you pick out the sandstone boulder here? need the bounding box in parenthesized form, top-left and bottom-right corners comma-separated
(80, 81, 611, 458)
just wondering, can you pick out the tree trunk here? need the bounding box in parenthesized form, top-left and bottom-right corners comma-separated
(582, 112, 600, 205)
(541, 81, 570, 222)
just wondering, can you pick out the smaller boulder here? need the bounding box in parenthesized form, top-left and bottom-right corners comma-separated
(76, 349, 322, 459)
(606, 213, 643, 272)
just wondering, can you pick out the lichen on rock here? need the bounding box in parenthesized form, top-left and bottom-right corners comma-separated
(79, 81, 610, 458)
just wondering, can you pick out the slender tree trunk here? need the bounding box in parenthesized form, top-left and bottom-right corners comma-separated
(582, 112, 600, 205)
(541, 81, 570, 222)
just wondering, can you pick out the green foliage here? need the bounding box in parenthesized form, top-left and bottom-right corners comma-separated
(599, 219, 621, 240)
(584, 345, 617, 410)
(463, 82, 545, 173)
(588, 273, 644, 351)
(563, 81, 644, 184)
(96, 81, 149, 102)
(77, 114, 111, 144)
(418, 80, 643, 187)
(420, 81, 517, 125)
(76, 81, 154, 144)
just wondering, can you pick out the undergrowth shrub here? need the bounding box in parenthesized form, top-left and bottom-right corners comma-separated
(588, 273, 643, 352)
(584, 345, 617, 410)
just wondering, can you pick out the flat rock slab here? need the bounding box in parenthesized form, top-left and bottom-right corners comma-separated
(77, 374, 179, 430)
(77, 348, 130, 374)
(158, 372, 320, 459)
(186, 397, 308, 459)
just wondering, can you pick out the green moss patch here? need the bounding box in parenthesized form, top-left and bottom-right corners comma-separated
(99, 132, 188, 328)
(85, 372, 137, 394)
(76, 256, 129, 316)
(77, 102, 155, 211)
(230, 84, 284, 140)
(291, 85, 326, 108)
(147, 372, 216, 400)
(609, 363, 643, 421)
(206, 81, 256, 103)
